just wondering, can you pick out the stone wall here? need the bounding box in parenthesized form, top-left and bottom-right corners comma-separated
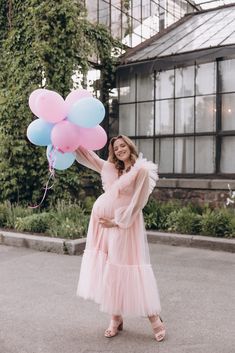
(153, 178, 235, 208)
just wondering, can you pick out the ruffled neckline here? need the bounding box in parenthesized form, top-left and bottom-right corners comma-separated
(101, 153, 158, 195)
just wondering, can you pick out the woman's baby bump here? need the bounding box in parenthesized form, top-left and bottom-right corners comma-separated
(92, 192, 129, 219)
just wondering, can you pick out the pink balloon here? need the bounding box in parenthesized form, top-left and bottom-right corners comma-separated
(34, 90, 66, 123)
(65, 89, 92, 114)
(29, 89, 50, 117)
(51, 121, 80, 153)
(76, 125, 107, 150)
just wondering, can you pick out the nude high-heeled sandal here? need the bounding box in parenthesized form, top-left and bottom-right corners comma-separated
(151, 316, 166, 342)
(104, 318, 123, 338)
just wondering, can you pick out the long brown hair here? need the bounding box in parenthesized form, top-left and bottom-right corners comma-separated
(108, 135, 138, 176)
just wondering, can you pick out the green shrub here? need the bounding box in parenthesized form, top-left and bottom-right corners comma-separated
(47, 217, 89, 239)
(0, 202, 34, 228)
(15, 213, 51, 233)
(187, 202, 205, 215)
(46, 200, 89, 239)
(166, 208, 202, 234)
(5, 203, 34, 228)
(3, 198, 235, 239)
(143, 199, 181, 230)
(51, 200, 87, 222)
(0, 202, 9, 227)
(143, 199, 160, 229)
(82, 196, 96, 214)
(201, 209, 232, 237)
(14, 202, 89, 238)
(229, 217, 235, 238)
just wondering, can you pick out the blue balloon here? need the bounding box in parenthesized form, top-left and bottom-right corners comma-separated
(67, 97, 105, 128)
(46, 145, 75, 170)
(27, 119, 54, 146)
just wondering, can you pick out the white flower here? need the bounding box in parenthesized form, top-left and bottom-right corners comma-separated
(226, 198, 234, 206)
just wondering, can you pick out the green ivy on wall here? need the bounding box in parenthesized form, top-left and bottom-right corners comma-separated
(0, 0, 122, 204)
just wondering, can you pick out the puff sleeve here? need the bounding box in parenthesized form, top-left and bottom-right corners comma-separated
(75, 146, 105, 173)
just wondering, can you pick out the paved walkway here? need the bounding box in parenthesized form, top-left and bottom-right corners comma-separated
(0, 243, 234, 353)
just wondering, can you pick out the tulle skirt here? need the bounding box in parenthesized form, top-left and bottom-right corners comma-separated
(77, 208, 161, 317)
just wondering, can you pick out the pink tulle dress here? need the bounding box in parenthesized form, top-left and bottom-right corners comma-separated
(75, 147, 161, 317)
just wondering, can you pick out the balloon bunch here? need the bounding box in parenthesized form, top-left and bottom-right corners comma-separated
(27, 88, 107, 170)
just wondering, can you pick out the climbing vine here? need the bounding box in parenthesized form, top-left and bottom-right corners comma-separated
(0, 0, 122, 204)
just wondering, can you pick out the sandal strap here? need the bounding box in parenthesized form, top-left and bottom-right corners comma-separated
(106, 319, 122, 332)
(153, 324, 165, 334)
(151, 318, 165, 334)
(104, 319, 123, 337)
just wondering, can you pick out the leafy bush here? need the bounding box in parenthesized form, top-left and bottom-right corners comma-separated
(0, 202, 9, 227)
(200, 209, 232, 237)
(2, 198, 235, 239)
(143, 199, 181, 230)
(47, 218, 89, 239)
(143, 199, 160, 229)
(51, 200, 88, 223)
(0, 202, 34, 228)
(2, 200, 89, 239)
(5, 203, 34, 228)
(46, 200, 89, 238)
(229, 217, 235, 238)
(82, 196, 96, 214)
(187, 202, 205, 215)
(166, 208, 202, 234)
(15, 213, 51, 233)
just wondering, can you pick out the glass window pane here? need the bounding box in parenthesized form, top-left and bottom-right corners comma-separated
(119, 104, 135, 136)
(196, 62, 216, 95)
(136, 139, 153, 161)
(155, 70, 174, 99)
(220, 59, 235, 93)
(86, 1, 98, 22)
(221, 137, 235, 173)
(222, 93, 235, 131)
(137, 72, 154, 102)
(119, 74, 135, 103)
(155, 99, 174, 134)
(111, 0, 122, 38)
(175, 137, 194, 173)
(137, 102, 154, 136)
(175, 98, 194, 133)
(195, 95, 216, 132)
(175, 66, 194, 97)
(155, 138, 174, 173)
(99, 0, 110, 27)
(195, 137, 215, 173)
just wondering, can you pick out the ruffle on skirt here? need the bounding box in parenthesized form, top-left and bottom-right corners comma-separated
(77, 249, 161, 317)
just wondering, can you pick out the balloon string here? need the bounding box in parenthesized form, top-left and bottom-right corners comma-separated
(28, 147, 56, 209)
(28, 171, 55, 209)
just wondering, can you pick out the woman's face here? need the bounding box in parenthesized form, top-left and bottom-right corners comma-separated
(113, 138, 131, 162)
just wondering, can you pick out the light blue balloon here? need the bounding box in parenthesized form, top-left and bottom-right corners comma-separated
(46, 145, 75, 170)
(67, 97, 105, 128)
(27, 119, 54, 146)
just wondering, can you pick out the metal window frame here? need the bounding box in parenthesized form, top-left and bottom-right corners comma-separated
(118, 54, 235, 178)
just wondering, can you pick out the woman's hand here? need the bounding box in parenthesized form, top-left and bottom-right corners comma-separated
(99, 217, 117, 228)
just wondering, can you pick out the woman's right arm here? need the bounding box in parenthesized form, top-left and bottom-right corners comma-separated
(75, 146, 105, 173)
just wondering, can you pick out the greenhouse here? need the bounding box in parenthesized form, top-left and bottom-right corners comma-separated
(117, 3, 235, 204)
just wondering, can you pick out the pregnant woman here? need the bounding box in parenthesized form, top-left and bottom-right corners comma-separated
(75, 135, 165, 342)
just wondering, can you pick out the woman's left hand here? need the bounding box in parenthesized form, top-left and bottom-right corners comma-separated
(99, 217, 117, 228)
